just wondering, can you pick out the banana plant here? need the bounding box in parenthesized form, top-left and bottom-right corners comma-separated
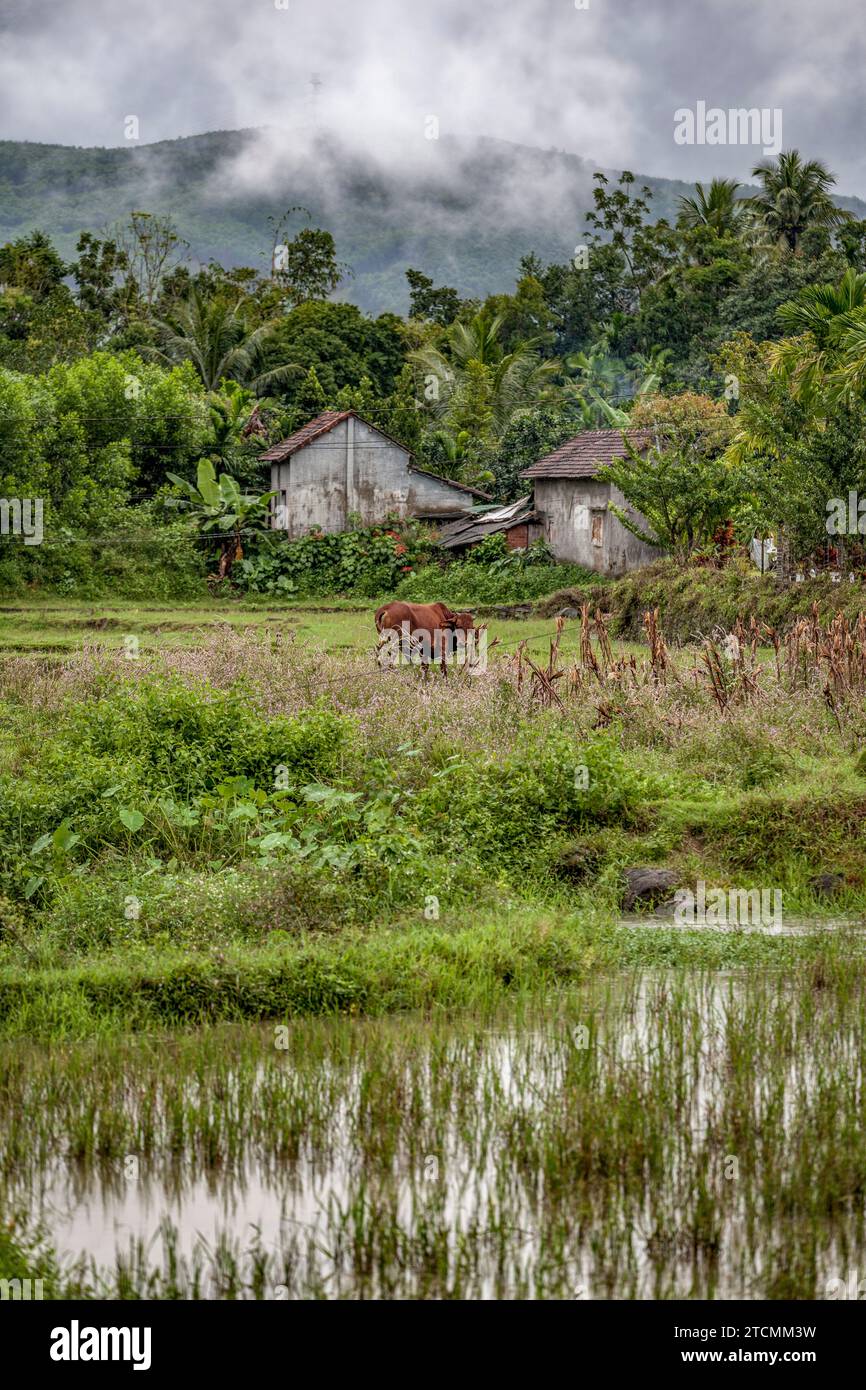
(167, 458, 277, 578)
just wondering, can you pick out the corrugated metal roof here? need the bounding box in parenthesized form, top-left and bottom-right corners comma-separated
(521, 428, 653, 479)
(438, 496, 537, 549)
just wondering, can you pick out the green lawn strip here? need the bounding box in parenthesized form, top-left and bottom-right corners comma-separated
(0, 911, 857, 1038)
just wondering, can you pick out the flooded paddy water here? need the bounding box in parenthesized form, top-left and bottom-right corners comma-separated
(3, 955, 866, 1299)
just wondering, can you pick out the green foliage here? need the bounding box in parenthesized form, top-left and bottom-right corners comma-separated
(273, 226, 345, 306)
(236, 520, 435, 597)
(2, 146, 866, 597)
(409, 309, 559, 483)
(492, 405, 577, 500)
(0, 349, 209, 594)
(585, 170, 678, 314)
(72, 680, 348, 792)
(260, 300, 405, 405)
(166, 458, 275, 554)
(406, 267, 464, 326)
(745, 151, 847, 253)
(599, 393, 737, 559)
(412, 731, 658, 867)
(395, 555, 600, 606)
(0, 515, 206, 599)
(462, 533, 554, 571)
(721, 325, 866, 559)
(605, 557, 866, 641)
(0, 678, 352, 900)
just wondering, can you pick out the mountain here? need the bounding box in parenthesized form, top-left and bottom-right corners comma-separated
(2, 128, 865, 317)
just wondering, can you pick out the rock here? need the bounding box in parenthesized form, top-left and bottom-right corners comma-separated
(557, 606, 582, 619)
(809, 872, 846, 900)
(622, 867, 679, 911)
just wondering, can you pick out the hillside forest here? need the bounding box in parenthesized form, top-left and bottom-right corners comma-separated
(3, 150, 866, 596)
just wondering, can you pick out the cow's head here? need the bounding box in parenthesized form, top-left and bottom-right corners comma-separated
(449, 610, 475, 632)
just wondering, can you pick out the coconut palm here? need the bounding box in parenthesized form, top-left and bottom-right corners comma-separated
(770, 269, 866, 405)
(745, 151, 845, 253)
(410, 312, 559, 446)
(147, 290, 301, 393)
(677, 179, 744, 234)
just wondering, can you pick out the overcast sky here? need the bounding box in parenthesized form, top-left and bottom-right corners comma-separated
(1, 0, 863, 195)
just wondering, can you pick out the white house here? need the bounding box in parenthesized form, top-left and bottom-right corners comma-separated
(261, 410, 489, 538)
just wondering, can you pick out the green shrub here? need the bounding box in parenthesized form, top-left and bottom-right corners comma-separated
(395, 559, 602, 606)
(412, 731, 659, 868)
(235, 520, 435, 598)
(0, 514, 207, 600)
(607, 559, 866, 642)
(0, 680, 355, 899)
(64, 678, 350, 793)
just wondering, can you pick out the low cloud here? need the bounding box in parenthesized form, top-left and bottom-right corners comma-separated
(0, 0, 862, 196)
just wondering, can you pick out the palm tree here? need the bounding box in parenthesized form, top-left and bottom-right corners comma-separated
(677, 179, 744, 234)
(831, 313, 866, 401)
(745, 151, 845, 253)
(410, 312, 558, 447)
(563, 345, 665, 425)
(148, 290, 301, 393)
(770, 269, 866, 405)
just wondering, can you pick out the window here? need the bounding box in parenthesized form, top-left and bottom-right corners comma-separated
(591, 513, 604, 547)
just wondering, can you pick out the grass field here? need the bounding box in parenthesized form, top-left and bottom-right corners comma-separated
(2, 592, 866, 1297)
(0, 597, 621, 661)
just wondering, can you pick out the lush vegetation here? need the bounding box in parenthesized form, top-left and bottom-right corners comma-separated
(1, 603, 865, 1036)
(4, 148, 866, 601)
(6, 139, 866, 1306)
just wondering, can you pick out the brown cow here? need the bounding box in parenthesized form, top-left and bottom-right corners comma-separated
(375, 601, 478, 672)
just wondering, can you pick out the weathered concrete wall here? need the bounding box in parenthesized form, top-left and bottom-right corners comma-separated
(271, 417, 470, 537)
(533, 478, 661, 575)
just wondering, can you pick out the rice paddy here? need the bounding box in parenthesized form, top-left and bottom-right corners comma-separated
(2, 601, 866, 1299)
(4, 959, 866, 1299)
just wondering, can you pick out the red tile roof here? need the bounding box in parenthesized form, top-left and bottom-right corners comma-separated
(259, 410, 353, 463)
(521, 428, 654, 480)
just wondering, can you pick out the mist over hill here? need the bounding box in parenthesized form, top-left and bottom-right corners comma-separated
(2, 127, 865, 317)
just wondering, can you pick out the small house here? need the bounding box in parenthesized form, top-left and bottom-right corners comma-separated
(261, 410, 489, 538)
(521, 428, 662, 575)
(436, 497, 543, 555)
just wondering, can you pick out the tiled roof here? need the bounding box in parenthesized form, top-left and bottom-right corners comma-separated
(259, 411, 353, 463)
(521, 428, 654, 479)
(261, 410, 491, 499)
